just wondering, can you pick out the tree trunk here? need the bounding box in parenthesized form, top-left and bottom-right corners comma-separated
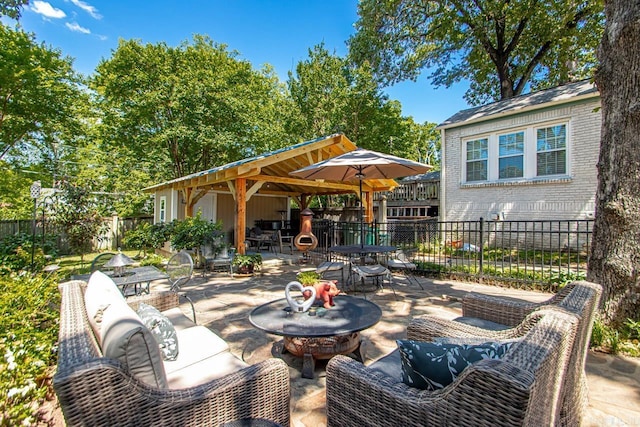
(589, 0, 640, 327)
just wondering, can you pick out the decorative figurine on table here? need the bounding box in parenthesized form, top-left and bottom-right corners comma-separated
(285, 281, 316, 313)
(303, 280, 342, 309)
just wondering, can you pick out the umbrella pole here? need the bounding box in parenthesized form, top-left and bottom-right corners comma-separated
(359, 176, 364, 249)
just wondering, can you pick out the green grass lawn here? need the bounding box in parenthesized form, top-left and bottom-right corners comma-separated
(54, 250, 151, 280)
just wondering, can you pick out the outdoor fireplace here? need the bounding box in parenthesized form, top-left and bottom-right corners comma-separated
(294, 208, 318, 258)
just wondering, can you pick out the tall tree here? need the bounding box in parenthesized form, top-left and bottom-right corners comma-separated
(0, 24, 84, 161)
(288, 43, 438, 161)
(589, 0, 640, 327)
(92, 35, 294, 182)
(349, 0, 604, 105)
(0, 0, 28, 20)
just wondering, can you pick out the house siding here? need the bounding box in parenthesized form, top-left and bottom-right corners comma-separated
(443, 97, 601, 222)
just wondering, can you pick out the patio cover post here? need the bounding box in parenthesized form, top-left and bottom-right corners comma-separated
(235, 177, 247, 254)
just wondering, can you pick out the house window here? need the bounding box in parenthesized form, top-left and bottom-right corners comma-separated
(536, 124, 566, 176)
(466, 138, 488, 182)
(498, 131, 524, 179)
(159, 196, 167, 223)
(463, 122, 569, 184)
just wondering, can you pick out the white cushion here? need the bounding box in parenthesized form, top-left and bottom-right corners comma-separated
(166, 351, 248, 389)
(163, 326, 230, 375)
(162, 307, 197, 331)
(84, 271, 125, 337)
(100, 297, 168, 388)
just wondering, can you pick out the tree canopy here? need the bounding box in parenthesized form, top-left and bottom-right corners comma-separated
(91, 35, 296, 182)
(288, 44, 439, 161)
(349, 0, 604, 105)
(0, 24, 85, 161)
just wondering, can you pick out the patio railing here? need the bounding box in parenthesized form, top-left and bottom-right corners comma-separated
(311, 218, 593, 292)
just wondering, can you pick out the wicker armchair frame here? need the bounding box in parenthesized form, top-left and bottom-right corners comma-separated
(458, 280, 602, 426)
(53, 280, 291, 427)
(326, 309, 578, 427)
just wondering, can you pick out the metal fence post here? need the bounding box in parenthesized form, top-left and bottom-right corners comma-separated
(479, 217, 484, 279)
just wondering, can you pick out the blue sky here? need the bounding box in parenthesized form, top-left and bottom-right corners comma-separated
(15, 0, 471, 125)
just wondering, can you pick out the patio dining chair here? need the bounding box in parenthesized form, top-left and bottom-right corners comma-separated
(166, 251, 196, 324)
(350, 261, 396, 299)
(385, 248, 423, 289)
(278, 230, 294, 254)
(90, 252, 115, 272)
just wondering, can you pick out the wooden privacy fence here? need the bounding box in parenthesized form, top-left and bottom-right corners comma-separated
(0, 216, 153, 254)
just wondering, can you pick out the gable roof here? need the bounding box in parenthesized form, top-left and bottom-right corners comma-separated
(144, 134, 399, 196)
(438, 80, 599, 130)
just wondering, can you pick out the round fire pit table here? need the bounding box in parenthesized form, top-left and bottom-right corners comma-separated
(249, 295, 382, 378)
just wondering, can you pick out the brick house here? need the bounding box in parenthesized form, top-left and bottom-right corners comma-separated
(437, 80, 600, 222)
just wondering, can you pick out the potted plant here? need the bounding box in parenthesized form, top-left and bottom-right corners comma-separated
(232, 253, 262, 275)
(170, 212, 223, 267)
(296, 271, 321, 286)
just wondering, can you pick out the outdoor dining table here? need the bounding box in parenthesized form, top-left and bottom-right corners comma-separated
(72, 265, 169, 296)
(329, 244, 397, 263)
(329, 244, 398, 294)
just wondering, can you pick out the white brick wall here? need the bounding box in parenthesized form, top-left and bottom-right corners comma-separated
(442, 97, 601, 221)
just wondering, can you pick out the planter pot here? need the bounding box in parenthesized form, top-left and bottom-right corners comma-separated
(236, 265, 254, 275)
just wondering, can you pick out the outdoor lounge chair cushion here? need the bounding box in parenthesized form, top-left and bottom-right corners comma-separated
(84, 271, 126, 336)
(137, 303, 179, 361)
(397, 339, 514, 390)
(100, 296, 168, 388)
(163, 325, 247, 389)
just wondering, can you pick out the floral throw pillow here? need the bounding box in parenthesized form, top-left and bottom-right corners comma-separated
(397, 339, 514, 391)
(137, 303, 179, 361)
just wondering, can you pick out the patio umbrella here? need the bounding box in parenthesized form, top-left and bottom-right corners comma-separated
(290, 148, 432, 247)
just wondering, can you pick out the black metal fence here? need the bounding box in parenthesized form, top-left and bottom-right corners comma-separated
(311, 218, 593, 292)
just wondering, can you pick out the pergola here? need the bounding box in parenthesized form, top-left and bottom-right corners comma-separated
(145, 134, 398, 254)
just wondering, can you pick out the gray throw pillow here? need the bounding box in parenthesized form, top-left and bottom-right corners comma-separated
(397, 339, 514, 391)
(137, 303, 179, 361)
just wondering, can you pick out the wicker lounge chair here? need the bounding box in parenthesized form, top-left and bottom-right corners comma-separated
(53, 278, 291, 426)
(326, 308, 578, 427)
(449, 280, 603, 427)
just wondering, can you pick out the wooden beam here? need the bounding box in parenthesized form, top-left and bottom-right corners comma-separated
(235, 178, 246, 255)
(183, 188, 194, 217)
(365, 191, 374, 224)
(251, 174, 357, 191)
(189, 189, 208, 206)
(246, 180, 264, 200)
(227, 181, 236, 200)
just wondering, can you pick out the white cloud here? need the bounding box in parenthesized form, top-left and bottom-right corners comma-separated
(31, 1, 66, 19)
(68, 0, 101, 19)
(65, 22, 90, 34)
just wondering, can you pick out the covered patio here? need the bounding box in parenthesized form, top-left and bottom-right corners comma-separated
(144, 134, 398, 254)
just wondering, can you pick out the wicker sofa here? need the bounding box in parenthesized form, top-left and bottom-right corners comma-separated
(53, 273, 291, 426)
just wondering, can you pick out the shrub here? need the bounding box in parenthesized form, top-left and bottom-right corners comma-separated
(0, 233, 51, 275)
(139, 254, 166, 268)
(0, 273, 59, 424)
(297, 271, 321, 285)
(170, 212, 223, 254)
(123, 222, 171, 256)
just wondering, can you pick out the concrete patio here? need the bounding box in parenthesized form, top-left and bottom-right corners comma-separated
(154, 252, 640, 427)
